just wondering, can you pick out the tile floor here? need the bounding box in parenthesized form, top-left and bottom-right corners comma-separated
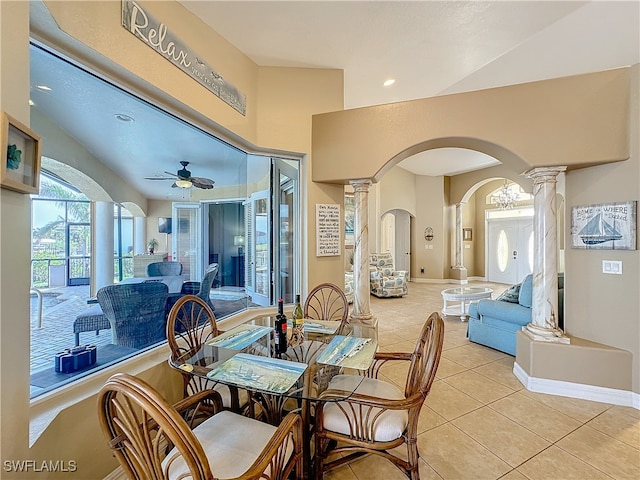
(324, 281, 640, 480)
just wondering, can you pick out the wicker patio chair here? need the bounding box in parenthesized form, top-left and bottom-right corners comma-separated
(97, 373, 303, 480)
(167, 263, 219, 314)
(96, 282, 169, 349)
(166, 295, 250, 414)
(314, 312, 445, 480)
(147, 261, 183, 277)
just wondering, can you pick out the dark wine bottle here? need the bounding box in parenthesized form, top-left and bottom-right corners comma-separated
(275, 298, 288, 355)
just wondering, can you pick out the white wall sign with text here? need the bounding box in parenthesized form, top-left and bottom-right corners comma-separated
(316, 204, 341, 257)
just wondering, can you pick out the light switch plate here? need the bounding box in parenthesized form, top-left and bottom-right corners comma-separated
(602, 260, 622, 274)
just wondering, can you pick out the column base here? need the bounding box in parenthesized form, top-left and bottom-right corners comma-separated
(523, 323, 570, 344)
(450, 266, 467, 282)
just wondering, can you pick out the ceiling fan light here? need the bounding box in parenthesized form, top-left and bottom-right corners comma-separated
(175, 179, 192, 189)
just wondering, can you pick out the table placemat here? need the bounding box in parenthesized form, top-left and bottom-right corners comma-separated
(206, 353, 307, 394)
(207, 324, 272, 350)
(315, 335, 376, 370)
(286, 319, 340, 334)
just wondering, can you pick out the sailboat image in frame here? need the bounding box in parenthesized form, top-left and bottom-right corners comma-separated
(571, 201, 637, 250)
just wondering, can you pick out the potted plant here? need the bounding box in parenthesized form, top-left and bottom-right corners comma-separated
(147, 238, 159, 254)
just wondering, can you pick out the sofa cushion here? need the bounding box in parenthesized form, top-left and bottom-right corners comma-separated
(496, 283, 521, 303)
(518, 274, 533, 308)
(475, 299, 531, 326)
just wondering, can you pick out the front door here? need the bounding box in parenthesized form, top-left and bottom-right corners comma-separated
(487, 218, 533, 284)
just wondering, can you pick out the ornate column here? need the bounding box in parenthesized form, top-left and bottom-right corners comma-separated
(523, 167, 569, 344)
(349, 179, 375, 327)
(451, 202, 467, 282)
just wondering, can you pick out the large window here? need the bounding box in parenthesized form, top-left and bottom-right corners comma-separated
(28, 44, 301, 398)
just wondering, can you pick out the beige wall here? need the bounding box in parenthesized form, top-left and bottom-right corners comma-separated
(1, 0, 36, 470)
(312, 68, 630, 185)
(564, 64, 639, 393)
(413, 175, 448, 279)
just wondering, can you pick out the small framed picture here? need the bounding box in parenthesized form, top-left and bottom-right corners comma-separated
(463, 228, 473, 241)
(1, 112, 42, 194)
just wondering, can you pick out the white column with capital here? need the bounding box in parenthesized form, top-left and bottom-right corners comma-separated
(451, 202, 467, 282)
(523, 167, 569, 344)
(349, 179, 376, 327)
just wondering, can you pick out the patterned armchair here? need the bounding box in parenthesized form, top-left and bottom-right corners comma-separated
(369, 252, 408, 298)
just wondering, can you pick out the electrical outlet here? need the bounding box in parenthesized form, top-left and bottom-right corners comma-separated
(420, 267, 424, 274)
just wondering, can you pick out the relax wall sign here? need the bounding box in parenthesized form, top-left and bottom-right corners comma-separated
(121, 0, 247, 116)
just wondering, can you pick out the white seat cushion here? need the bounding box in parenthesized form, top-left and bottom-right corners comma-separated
(322, 374, 408, 442)
(163, 410, 291, 479)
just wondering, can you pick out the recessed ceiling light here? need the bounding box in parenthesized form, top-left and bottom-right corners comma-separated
(35, 85, 51, 91)
(114, 114, 135, 122)
(383, 79, 396, 87)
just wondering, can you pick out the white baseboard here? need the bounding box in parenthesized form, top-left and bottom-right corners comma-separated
(411, 278, 461, 284)
(513, 362, 640, 410)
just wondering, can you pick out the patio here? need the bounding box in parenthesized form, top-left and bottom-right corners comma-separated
(29, 284, 256, 398)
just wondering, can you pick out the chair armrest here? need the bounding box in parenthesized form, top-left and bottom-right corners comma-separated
(318, 389, 423, 411)
(242, 411, 303, 479)
(173, 388, 223, 427)
(364, 352, 412, 378)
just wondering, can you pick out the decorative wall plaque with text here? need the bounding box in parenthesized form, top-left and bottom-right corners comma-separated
(122, 0, 246, 115)
(316, 204, 341, 257)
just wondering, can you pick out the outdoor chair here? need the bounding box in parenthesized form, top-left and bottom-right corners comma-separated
(314, 312, 445, 480)
(166, 295, 250, 414)
(147, 261, 183, 277)
(96, 282, 169, 349)
(303, 282, 349, 326)
(167, 263, 219, 315)
(97, 373, 303, 480)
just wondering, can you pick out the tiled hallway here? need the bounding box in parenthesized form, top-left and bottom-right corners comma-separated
(325, 282, 640, 480)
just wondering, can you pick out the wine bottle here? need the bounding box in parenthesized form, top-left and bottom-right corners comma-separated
(275, 298, 287, 354)
(293, 294, 304, 327)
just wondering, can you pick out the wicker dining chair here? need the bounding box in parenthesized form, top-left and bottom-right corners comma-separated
(314, 312, 445, 480)
(303, 282, 349, 325)
(166, 295, 249, 414)
(97, 373, 303, 480)
(96, 282, 169, 349)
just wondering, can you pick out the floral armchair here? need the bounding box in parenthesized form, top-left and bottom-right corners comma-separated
(369, 252, 408, 298)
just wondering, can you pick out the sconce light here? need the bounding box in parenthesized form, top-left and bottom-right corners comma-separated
(424, 227, 434, 242)
(233, 235, 245, 254)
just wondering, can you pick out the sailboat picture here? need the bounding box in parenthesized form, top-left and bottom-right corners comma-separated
(571, 201, 637, 250)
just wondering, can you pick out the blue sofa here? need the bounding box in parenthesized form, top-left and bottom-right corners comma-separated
(468, 274, 564, 356)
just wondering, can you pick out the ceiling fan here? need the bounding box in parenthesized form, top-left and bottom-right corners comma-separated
(144, 161, 215, 189)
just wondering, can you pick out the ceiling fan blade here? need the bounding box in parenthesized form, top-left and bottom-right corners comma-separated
(145, 176, 175, 180)
(163, 171, 179, 177)
(191, 177, 215, 189)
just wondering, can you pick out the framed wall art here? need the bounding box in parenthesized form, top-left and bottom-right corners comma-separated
(570, 201, 637, 250)
(1, 112, 42, 194)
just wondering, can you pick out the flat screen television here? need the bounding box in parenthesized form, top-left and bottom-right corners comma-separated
(158, 217, 172, 234)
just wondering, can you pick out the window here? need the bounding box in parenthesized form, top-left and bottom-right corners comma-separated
(28, 44, 301, 398)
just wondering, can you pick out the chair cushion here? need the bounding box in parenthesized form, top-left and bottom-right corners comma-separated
(163, 410, 292, 479)
(322, 375, 408, 442)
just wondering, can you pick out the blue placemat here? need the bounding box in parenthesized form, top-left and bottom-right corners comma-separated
(316, 335, 375, 368)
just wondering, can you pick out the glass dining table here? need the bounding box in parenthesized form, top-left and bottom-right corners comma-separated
(169, 315, 378, 473)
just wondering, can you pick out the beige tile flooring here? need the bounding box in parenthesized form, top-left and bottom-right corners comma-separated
(325, 281, 640, 480)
